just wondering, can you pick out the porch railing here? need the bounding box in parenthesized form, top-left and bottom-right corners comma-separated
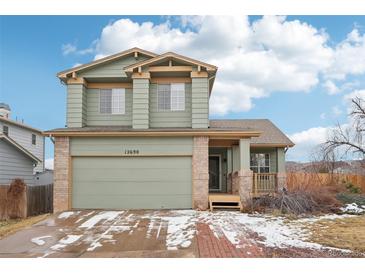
(253, 173, 278, 196)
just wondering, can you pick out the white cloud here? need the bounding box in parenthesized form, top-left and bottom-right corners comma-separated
(61, 43, 77, 56)
(63, 16, 365, 115)
(343, 89, 365, 101)
(325, 29, 365, 80)
(323, 80, 340, 95)
(320, 113, 326, 120)
(45, 158, 54, 170)
(66, 16, 336, 115)
(286, 127, 331, 161)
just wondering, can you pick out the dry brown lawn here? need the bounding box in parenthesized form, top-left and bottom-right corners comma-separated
(307, 215, 365, 253)
(0, 214, 49, 239)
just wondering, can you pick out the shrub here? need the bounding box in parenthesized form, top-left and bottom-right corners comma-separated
(249, 185, 342, 215)
(6, 179, 27, 219)
(342, 179, 361, 194)
(336, 192, 365, 206)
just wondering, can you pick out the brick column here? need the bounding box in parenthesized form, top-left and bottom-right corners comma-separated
(238, 169, 253, 208)
(54, 136, 71, 212)
(192, 136, 209, 210)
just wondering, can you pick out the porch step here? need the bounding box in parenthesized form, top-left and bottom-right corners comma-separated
(208, 194, 242, 212)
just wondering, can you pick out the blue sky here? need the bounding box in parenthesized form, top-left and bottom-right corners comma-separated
(1, 15, 365, 165)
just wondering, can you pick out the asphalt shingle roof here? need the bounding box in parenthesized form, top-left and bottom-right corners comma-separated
(210, 119, 294, 147)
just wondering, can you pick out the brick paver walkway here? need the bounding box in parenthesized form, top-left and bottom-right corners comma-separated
(196, 223, 264, 258)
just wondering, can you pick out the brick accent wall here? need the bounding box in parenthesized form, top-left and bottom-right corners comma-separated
(237, 169, 253, 208)
(53, 136, 71, 212)
(192, 136, 209, 210)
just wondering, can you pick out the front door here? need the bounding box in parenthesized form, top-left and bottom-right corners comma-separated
(209, 155, 221, 191)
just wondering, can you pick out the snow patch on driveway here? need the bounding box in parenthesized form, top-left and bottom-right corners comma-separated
(58, 211, 77, 219)
(31, 236, 52, 246)
(79, 211, 124, 229)
(50, 235, 82, 250)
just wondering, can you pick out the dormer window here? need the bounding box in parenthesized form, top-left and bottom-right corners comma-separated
(157, 83, 185, 111)
(99, 89, 125, 114)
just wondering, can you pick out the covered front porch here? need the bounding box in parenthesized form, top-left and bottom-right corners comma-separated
(207, 138, 287, 209)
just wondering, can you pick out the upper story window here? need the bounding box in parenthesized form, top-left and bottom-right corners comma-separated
(32, 134, 36, 145)
(99, 88, 125, 114)
(3, 125, 8, 136)
(157, 83, 185, 111)
(250, 153, 270, 173)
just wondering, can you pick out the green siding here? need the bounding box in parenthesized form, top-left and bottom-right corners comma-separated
(67, 84, 87, 127)
(149, 83, 192, 128)
(78, 56, 150, 78)
(191, 78, 209, 128)
(232, 145, 240, 172)
(70, 136, 193, 156)
(277, 147, 286, 173)
(72, 156, 192, 209)
(239, 139, 251, 170)
(132, 79, 149, 129)
(86, 88, 133, 126)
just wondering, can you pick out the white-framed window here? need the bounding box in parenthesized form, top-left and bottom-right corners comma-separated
(171, 83, 185, 111)
(99, 88, 125, 114)
(157, 83, 185, 111)
(250, 153, 270, 173)
(157, 84, 171, 111)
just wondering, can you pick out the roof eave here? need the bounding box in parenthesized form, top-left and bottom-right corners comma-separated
(43, 130, 262, 138)
(57, 47, 158, 79)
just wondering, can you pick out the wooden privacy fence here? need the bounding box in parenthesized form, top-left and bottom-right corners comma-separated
(286, 172, 365, 192)
(0, 184, 53, 220)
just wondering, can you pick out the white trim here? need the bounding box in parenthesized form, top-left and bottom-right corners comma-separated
(209, 154, 222, 192)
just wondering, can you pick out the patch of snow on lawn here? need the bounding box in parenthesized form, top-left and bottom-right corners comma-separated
(31, 236, 52, 246)
(199, 211, 353, 251)
(79, 211, 124, 230)
(340, 203, 365, 214)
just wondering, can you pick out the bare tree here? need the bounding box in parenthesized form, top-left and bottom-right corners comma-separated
(324, 96, 365, 158)
(310, 144, 338, 174)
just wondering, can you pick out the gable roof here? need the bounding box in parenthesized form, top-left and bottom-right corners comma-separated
(210, 119, 295, 147)
(57, 47, 158, 79)
(124, 51, 218, 73)
(0, 116, 43, 134)
(0, 133, 41, 163)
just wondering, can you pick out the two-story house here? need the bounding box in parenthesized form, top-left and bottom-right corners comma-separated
(45, 48, 294, 212)
(0, 103, 45, 185)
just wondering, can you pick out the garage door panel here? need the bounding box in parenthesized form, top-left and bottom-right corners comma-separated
(73, 157, 192, 169)
(73, 181, 191, 196)
(73, 168, 191, 182)
(73, 195, 191, 210)
(72, 156, 192, 209)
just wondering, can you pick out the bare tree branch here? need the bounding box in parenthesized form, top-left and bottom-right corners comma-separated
(324, 96, 365, 159)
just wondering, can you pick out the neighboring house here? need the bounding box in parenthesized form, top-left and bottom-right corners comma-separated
(0, 103, 45, 185)
(45, 47, 294, 212)
(34, 169, 54, 185)
(0, 133, 41, 185)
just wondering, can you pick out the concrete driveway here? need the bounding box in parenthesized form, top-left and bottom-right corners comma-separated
(0, 210, 360, 258)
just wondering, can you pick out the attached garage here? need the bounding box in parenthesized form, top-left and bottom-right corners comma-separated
(70, 136, 193, 209)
